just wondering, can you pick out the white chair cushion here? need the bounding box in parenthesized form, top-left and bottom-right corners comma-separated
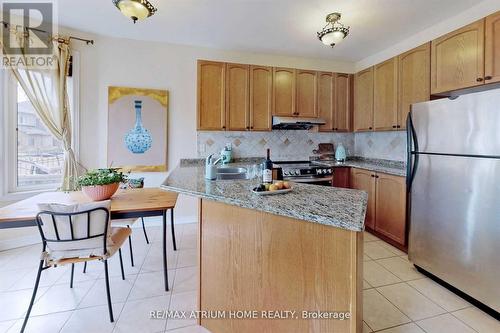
(37, 200, 114, 260)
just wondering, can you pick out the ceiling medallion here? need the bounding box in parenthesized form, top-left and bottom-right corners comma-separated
(317, 12, 350, 47)
(112, 0, 157, 24)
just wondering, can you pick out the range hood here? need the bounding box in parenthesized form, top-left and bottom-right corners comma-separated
(272, 116, 326, 130)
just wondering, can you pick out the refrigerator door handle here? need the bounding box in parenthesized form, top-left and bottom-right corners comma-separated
(406, 112, 419, 191)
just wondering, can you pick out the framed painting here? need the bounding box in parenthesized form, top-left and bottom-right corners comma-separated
(107, 86, 168, 172)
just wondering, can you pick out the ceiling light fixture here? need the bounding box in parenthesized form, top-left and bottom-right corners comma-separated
(112, 0, 157, 24)
(317, 12, 349, 47)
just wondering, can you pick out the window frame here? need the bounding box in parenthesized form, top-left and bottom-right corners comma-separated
(0, 51, 80, 199)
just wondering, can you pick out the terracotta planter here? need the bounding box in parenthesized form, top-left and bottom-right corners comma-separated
(82, 183, 120, 201)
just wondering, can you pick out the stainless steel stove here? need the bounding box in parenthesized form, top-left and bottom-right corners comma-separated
(273, 161, 333, 185)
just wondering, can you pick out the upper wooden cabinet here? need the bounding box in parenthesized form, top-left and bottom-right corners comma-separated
(318, 72, 334, 131)
(431, 19, 485, 94)
(485, 11, 500, 84)
(398, 43, 430, 129)
(273, 67, 296, 116)
(225, 63, 250, 131)
(249, 66, 273, 131)
(333, 73, 351, 132)
(296, 70, 318, 117)
(197, 60, 226, 130)
(354, 67, 374, 132)
(374, 57, 398, 131)
(350, 168, 376, 230)
(375, 173, 406, 245)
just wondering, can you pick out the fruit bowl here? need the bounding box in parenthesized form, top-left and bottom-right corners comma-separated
(252, 181, 293, 196)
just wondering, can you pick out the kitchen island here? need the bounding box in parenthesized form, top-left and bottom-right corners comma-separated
(161, 161, 368, 333)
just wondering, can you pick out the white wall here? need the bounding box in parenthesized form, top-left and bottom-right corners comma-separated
(68, 32, 355, 220)
(355, 0, 500, 71)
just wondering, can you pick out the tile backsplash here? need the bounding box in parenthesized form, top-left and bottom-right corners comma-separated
(354, 131, 407, 162)
(197, 130, 407, 162)
(197, 130, 354, 161)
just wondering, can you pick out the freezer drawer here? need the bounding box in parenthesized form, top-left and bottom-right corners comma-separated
(408, 154, 500, 312)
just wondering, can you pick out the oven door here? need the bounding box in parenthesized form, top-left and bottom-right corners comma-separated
(285, 176, 333, 186)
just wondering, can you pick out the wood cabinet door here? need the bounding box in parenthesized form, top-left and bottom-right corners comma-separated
(197, 60, 226, 130)
(375, 173, 406, 245)
(354, 67, 374, 132)
(273, 67, 296, 116)
(332, 167, 350, 188)
(431, 19, 485, 94)
(485, 11, 500, 84)
(374, 57, 398, 131)
(317, 72, 334, 131)
(296, 70, 318, 117)
(350, 168, 376, 229)
(334, 73, 351, 132)
(398, 43, 430, 129)
(249, 66, 273, 131)
(226, 63, 250, 131)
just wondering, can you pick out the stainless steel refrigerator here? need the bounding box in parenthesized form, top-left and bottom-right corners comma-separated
(407, 88, 500, 315)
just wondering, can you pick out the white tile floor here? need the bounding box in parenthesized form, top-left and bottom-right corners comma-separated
(0, 223, 498, 333)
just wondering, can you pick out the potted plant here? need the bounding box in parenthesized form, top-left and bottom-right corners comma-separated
(78, 168, 127, 201)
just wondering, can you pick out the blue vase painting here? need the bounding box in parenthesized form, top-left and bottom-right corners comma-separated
(124, 100, 153, 154)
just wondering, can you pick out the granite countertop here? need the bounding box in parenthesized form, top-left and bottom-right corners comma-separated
(161, 162, 368, 232)
(312, 157, 406, 177)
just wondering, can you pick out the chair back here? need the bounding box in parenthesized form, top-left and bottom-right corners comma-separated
(36, 201, 112, 260)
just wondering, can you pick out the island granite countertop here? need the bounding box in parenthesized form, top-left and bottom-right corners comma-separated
(161, 162, 368, 232)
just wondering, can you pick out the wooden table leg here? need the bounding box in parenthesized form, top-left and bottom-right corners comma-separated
(163, 210, 169, 291)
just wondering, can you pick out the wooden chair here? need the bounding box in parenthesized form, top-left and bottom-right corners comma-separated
(21, 202, 130, 333)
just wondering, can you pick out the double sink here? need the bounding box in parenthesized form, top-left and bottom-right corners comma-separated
(216, 167, 248, 180)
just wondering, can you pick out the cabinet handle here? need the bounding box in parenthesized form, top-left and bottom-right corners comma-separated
(397, 125, 401, 128)
(250, 126, 253, 129)
(485, 76, 493, 80)
(392, 125, 397, 129)
(369, 127, 373, 130)
(371, 174, 375, 178)
(476, 78, 484, 82)
(222, 126, 226, 129)
(246, 126, 250, 130)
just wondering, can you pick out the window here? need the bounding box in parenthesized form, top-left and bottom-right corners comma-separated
(16, 83, 65, 188)
(2, 54, 79, 194)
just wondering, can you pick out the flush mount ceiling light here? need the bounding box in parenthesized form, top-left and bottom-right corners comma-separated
(317, 12, 350, 47)
(112, 0, 157, 24)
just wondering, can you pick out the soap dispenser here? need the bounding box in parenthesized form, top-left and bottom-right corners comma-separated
(221, 143, 232, 164)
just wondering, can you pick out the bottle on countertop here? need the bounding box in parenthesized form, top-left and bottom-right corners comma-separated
(262, 149, 273, 183)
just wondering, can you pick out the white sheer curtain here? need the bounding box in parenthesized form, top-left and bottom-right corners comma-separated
(1, 31, 79, 190)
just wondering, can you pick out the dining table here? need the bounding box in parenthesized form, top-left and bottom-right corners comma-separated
(0, 187, 178, 291)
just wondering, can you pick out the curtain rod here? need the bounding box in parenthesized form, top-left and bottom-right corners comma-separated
(0, 21, 94, 45)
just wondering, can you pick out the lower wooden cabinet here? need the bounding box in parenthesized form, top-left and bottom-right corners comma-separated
(374, 173, 406, 245)
(350, 168, 376, 230)
(332, 167, 350, 188)
(350, 168, 407, 247)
